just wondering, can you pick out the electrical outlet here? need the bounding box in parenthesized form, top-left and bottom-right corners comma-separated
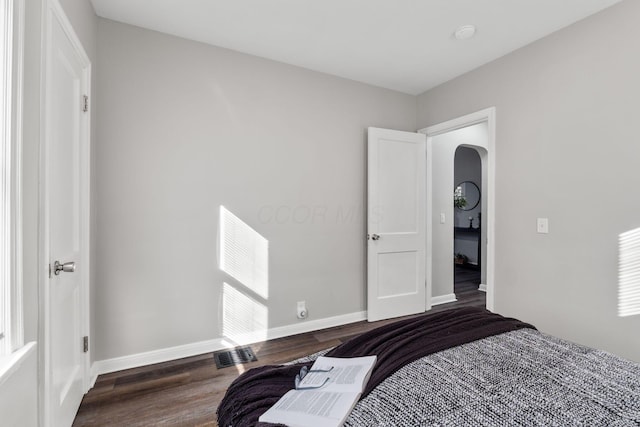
(537, 218, 549, 234)
(297, 301, 307, 319)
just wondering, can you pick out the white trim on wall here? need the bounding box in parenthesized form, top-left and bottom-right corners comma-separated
(419, 107, 496, 312)
(430, 294, 457, 306)
(0, 0, 14, 357)
(90, 310, 368, 386)
(0, 340, 34, 387)
(0, 0, 25, 358)
(11, 0, 24, 353)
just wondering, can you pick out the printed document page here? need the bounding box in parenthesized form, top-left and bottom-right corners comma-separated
(259, 355, 376, 427)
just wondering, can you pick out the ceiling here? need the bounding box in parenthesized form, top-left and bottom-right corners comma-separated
(90, 0, 623, 95)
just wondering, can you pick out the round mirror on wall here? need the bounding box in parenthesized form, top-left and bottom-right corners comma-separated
(454, 181, 480, 211)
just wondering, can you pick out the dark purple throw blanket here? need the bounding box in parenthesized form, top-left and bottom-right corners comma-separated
(217, 307, 535, 427)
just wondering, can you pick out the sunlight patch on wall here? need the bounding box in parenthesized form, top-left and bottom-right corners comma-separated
(222, 283, 268, 344)
(219, 206, 269, 299)
(618, 227, 640, 317)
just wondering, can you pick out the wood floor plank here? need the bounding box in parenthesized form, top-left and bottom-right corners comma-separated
(73, 295, 484, 426)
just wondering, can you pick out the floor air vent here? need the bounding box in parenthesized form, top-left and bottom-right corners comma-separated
(213, 346, 257, 369)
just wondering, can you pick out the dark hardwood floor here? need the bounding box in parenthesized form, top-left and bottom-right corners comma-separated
(73, 290, 485, 426)
(455, 264, 485, 306)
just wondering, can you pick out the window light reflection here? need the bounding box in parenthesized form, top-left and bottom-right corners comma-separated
(222, 283, 268, 344)
(618, 227, 640, 317)
(219, 206, 269, 299)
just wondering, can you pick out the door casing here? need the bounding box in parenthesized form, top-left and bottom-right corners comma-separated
(419, 107, 496, 312)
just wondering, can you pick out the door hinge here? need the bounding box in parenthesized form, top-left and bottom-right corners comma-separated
(83, 94, 89, 113)
(83, 336, 89, 353)
(48, 263, 51, 278)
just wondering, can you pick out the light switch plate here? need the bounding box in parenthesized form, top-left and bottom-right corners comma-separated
(440, 213, 446, 224)
(537, 218, 549, 234)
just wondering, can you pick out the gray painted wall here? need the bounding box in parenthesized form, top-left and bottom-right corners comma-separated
(418, 0, 640, 362)
(94, 19, 416, 361)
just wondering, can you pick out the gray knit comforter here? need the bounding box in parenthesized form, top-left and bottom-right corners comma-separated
(302, 329, 640, 426)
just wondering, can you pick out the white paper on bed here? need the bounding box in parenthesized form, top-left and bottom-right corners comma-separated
(258, 355, 377, 427)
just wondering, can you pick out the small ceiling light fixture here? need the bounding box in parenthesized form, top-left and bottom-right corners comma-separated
(454, 25, 477, 40)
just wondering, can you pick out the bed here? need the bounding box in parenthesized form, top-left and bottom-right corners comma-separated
(217, 307, 640, 426)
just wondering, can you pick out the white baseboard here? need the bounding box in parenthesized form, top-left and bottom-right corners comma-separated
(478, 283, 487, 292)
(90, 310, 367, 382)
(89, 370, 98, 389)
(90, 336, 228, 382)
(431, 293, 457, 306)
(263, 311, 367, 342)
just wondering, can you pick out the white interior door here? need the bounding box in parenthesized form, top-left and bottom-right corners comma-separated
(367, 128, 426, 322)
(42, 2, 91, 426)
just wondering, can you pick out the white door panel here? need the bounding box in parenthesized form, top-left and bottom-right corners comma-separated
(377, 251, 418, 297)
(377, 138, 418, 233)
(43, 2, 90, 426)
(367, 128, 426, 322)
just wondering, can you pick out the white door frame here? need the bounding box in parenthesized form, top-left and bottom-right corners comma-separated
(38, 0, 91, 425)
(419, 107, 496, 312)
